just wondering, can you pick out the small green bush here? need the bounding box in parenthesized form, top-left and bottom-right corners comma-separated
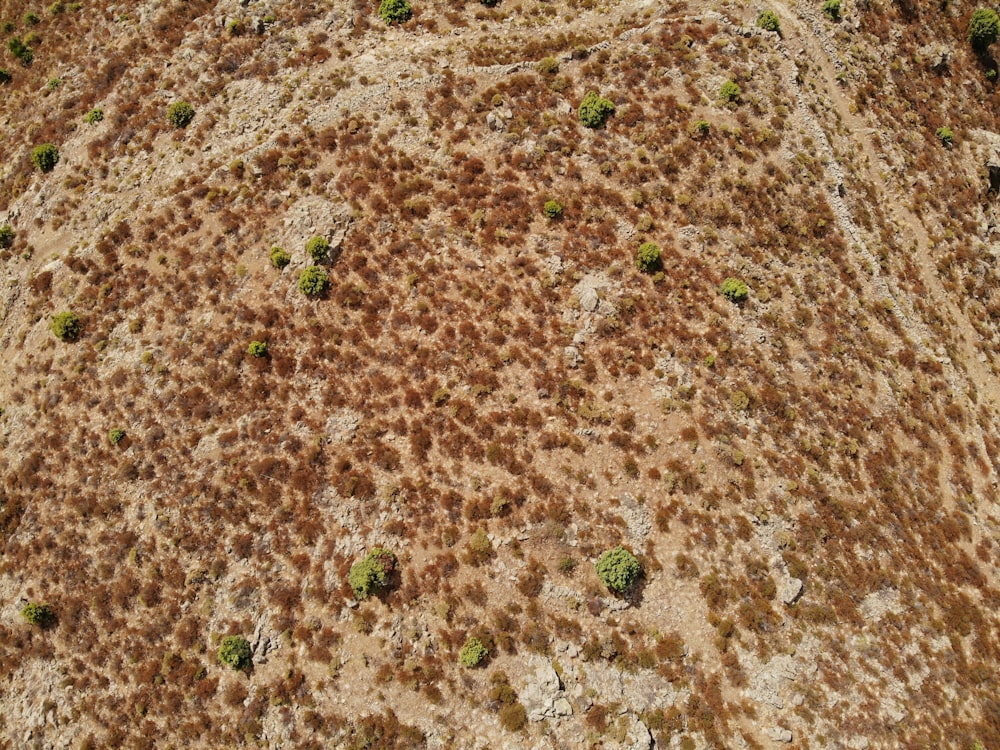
(305, 234, 330, 263)
(348, 547, 397, 599)
(970, 7, 999, 51)
(22, 11, 40, 26)
(31, 143, 59, 172)
(690, 119, 710, 137)
(936, 126, 954, 146)
(108, 428, 126, 445)
(459, 636, 488, 667)
(269, 246, 291, 269)
(0, 69, 11, 84)
(298, 266, 329, 297)
(719, 277, 749, 303)
(536, 56, 559, 74)
(719, 80, 741, 103)
(822, 0, 841, 20)
(167, 100, 195, 128)
(217, 635, 252, 670)
(0, 224, 14, 248)
(756, 10, 780, 32)
(9, 37, 33, 65)
(543, 199, 564, 219)
(247, 340, 268, 358)
(578, 91, 615, 129)
(21, 602, 53, 626)
(378, 0, 412, 24)
(636, 242, 661, 273)
(85, 108, 103, 124)
(596, 546, 641, 593)
(50, 311, 81, 341)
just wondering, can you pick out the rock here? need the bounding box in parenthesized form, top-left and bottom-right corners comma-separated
(769, 727, 792, 742)
(564, 346, 582, 367)
(486, 111, 505, 132)
(578, 287, 599, 312)
(518, 658, 563, 721)
(621, 715, 652, 750)
(552, 698, 573, 716)
(780, 577, 803, 605)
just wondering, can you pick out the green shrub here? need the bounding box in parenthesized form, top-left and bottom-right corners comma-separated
(719, 277, 749, 302)
(85, 108, 103, 124)
(108, 428, 126, 445)
(536, 56, 559, 74)
(50, 311, 81, 341)
(247, 340, 268, 358)
(756, 10, 780, 32)
(481, 0, 501, 6)
(378, 0, 412, 24)
(298, 266, 329, 297)
(936, 126, 954, 146)
(305, 234, 330, 263)
(822, 0, 841, 20)
(22, 11, 40, 25)
(690, 119, 710, 137)
(719, 80, 741, 103)
(20, 602, 53, 626)
(636, 242, 661, 273)
(167, 100, 195, 128)
(8, 36, 33, 65)
(970, 8, 999, 51)
(48, 1, 64, 14)
(0, 224, 14, 248)
(578, 91, 615, 129)
(459, 636, 488, 667)
(596, 546, 641, 593)
(543, 199, 564, 219)
(0, 69, 11, 84)
(348, 547, 397, 599)
(269, 246, 291, 269)
(31, 143, 59, 172)
(217, 635, 252, 670)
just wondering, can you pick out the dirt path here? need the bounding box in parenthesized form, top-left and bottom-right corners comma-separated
(772, 0, 1000, 409)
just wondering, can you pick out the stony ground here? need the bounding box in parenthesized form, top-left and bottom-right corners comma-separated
(1, 0, 1000, 747)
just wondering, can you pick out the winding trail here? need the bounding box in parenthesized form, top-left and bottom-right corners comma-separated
(772, 0, 1000, 411)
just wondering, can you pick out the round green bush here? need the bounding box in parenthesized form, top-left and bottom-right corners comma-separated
(0, 224, 14, 248)
(636, 242, 661, 273)
(596, 546, 641, 593)
(0, 69, 11, 84)
(21, 602, 54, 626)
(8, 37, 33, 65)
(218, 635, 252, 670)
(459, 636, 488, 667)
(108, 428, 126, 445)
(378, 0, 412, 24)
(536, 56, 559, 75)
(719, 277, 749, 303)
(247, 340, 268, 358)
(578, 91, 616, 129)
(305, 235, 330, 263)
(971, 8, 1000, 50)
(298, 266, 329, 297)
(719, 80, 741, 103)
(50, 311, 81, 341)
(167, 100, 195, 129)
(543, 199, 564, 219)
(31, 143, 59, 172)
(936, 126, 954, 146)
(269, 246, 291, 269)
(822, 0, 841, 20)
(349, 547, 397, 599)
(85, 108, 104, 124)
(756, 10, 780, 32)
